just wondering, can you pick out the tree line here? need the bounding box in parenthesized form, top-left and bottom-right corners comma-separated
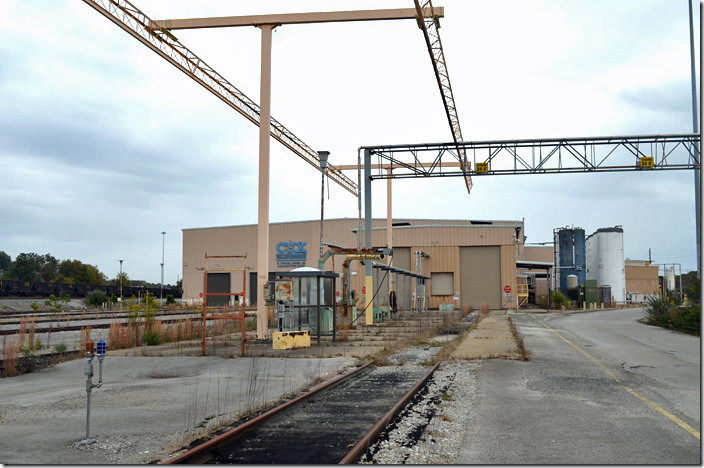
(0, 251, 179, 289)
(0, 251, 106, 284)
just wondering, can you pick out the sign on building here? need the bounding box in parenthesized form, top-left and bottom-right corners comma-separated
(276, 242, 307, 268)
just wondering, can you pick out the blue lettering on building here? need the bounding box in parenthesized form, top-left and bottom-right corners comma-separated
(276, 242, 307, 268)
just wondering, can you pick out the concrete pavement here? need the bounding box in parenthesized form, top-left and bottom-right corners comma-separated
(0, 355, 357, 464)
(451, 311, 520, 359)
(456, 311, 700, 464)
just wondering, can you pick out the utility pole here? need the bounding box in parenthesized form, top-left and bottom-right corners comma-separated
(161, 231, 166, 304)
(648, 248, 652, 264)
(318, 151, 330, 260)
(688, 0, 701, 279)
(119, 259, 123, 307)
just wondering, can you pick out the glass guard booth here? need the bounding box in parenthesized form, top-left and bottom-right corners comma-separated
(271, 269, 338, 345)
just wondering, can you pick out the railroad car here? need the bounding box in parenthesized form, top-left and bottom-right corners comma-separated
(0, 279, 182, 299)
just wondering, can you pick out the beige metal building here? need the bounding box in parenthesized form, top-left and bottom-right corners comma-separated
(182, 218, 528, 310)
(625, 259, 660, 302)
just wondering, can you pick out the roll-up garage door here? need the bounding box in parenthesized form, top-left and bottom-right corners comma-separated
(206, 272, 230, 306)
(460, 246, 501, 309)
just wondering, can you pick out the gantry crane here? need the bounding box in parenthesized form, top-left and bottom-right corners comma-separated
(414, 0, 472, 193)
(82, 0, 358, 196)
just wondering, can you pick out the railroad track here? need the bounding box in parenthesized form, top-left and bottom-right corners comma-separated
(165, 362, 440, 464)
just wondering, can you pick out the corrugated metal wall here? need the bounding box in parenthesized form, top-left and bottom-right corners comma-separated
(183, 219, 522, 308)
(524, 246, 554, 263)
(625, 265, 659, 295)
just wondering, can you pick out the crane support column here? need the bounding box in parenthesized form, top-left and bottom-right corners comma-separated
(364, 149, 374, 325)
(256, 24, 274, 339)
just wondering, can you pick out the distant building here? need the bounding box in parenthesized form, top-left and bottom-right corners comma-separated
(182, 218, 534, 310)
(624, 259, 659, 303)
(586, 226, 626, 304)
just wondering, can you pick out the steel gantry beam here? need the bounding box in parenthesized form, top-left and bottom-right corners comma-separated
(414, 0, 472, 193)
(82, 0, 358, 197)
(362, 134, 700, 179)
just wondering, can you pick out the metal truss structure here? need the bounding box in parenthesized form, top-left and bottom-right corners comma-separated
(83, 0, 358, 196)
(363, 134, 700, 180)
(414, 0, 472, 193)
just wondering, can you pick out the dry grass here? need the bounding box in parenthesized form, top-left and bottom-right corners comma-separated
(3, 338, 19, 377)
(18, 317, 35, 350)
(507, 316, 530, 361)
(441, 414, 454, 422)
(480, 303, 490, 316)
(108, 321, 131, 350)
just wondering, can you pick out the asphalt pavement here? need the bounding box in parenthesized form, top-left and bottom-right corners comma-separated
(457, 308, 700, 464)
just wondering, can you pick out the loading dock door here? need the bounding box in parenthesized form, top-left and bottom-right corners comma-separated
(206, 272, 230, 306)
(249, 272, 257, 305)
(460, 246, 501, 309)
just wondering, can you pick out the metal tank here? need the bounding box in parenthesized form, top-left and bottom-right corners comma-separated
(566, 274, 579, 290)
(665, 267, 676, 292)
(557, 227, 586, 292)
(588, 226, 626, 304)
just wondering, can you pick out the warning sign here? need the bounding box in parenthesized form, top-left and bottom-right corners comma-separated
(476, 162, 489, 173)
(503, 285, 512, 293)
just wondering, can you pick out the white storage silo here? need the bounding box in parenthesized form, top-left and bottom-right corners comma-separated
(591, 226, 626, 304)
(665, 267, 676, 292)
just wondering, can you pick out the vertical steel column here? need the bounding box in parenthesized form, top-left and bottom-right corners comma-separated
(256, 24, 274, 339)
(364, 149, 374, 324)
(403, 273, 407, 317)
(386, 267, 391, 320)
(395, 271, 399, 318)
(386, 168, 394, 294)
(688, 0, 701, 279)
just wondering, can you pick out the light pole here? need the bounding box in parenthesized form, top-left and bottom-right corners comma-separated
(119, 259, 123, 307)
(318, 151, 330, 261)
(161, 231, 166, 305)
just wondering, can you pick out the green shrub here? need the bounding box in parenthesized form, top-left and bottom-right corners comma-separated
(86, 290, 108, 306)
(549, 291, 571, 309)
(30, 301, 40, 311)
(110, 294, 118, 304)
(34, 338, 42, 350)
(671, 304, 700, 335)
(166, 294, 175, 305)
(144, 330, 162, 346)
(643, 295, 675, 325)
(54, 343, 68, 353)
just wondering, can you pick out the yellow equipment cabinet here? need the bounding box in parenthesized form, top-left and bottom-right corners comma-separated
(272, 330, 311, 350)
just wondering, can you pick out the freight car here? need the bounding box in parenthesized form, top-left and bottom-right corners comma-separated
(0, 279, 181, 299)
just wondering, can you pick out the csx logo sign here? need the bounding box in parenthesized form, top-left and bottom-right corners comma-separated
(276, 242, 307, 254)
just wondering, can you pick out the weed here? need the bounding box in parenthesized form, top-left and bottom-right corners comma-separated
(144, 330, 163, 346)
(3, 338, 19, 377)
(441, 392, 454, 401)
(508, 316, 530, 361)
(480, 303, 490, 315)
(54, 343, 68, 353)
(441, 414, 454, 422)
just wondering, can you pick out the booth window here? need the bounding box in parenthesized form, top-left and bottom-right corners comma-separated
(431, 272, 453, 296)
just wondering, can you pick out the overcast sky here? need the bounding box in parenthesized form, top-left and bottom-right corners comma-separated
(0, 0, 700, 284)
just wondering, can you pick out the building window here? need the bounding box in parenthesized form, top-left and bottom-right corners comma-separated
(431, 272, 453, 296)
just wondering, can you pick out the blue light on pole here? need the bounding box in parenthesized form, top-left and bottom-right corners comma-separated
(96, 339, 106, 356)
